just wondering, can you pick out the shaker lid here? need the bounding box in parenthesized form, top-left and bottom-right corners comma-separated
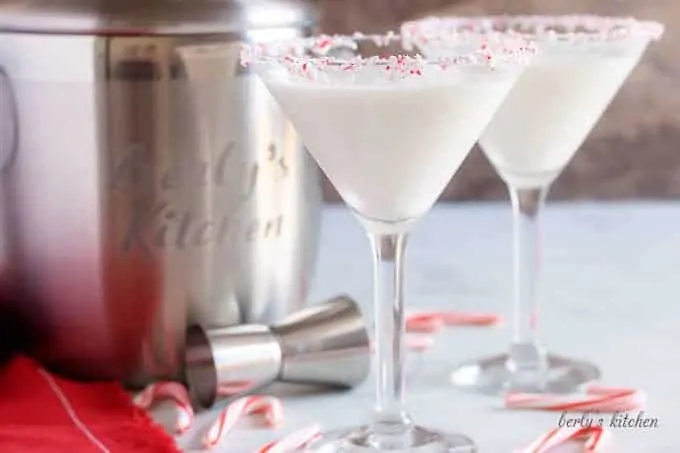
(0, 0, 315, 35)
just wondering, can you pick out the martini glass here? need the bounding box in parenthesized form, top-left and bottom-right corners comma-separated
(402, 15, 665, 394)
(241, 31, 534, 452)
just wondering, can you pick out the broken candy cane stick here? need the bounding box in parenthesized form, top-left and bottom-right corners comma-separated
(406, 311, 503, 333)
(506, 385, 646, 413)
(133, 382, 195, 434)
(517, 425, 611, 453)
(257, 423, 323, 453)
(203, 395, 284, 449)
(405, 335, 435, 351)
(369, 335, 436, 352)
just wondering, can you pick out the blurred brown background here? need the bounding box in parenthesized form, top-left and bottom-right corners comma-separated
(314, 0, 680, 201)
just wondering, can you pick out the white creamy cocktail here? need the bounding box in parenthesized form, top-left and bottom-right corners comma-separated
(481, 27, 655, 188)
(266, 67, 520, 229)
(403, 15, 664, 395)
(242, 31, 534, 452)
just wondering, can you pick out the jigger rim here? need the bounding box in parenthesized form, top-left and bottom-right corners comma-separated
(184, 324, 218, 408)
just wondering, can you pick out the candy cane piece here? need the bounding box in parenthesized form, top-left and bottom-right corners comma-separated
(257, 424, 323, 453)
(406, 314, 444, 333)
(517, 426, 611, 453)
(405, 335, 435, 351)
(506, 386, 645, 413)
(203, 395, 284, 449)
(439, 311, 503, 327)
(519, 427, 581, 453)
(133, 382, 194, 434)
(406, 311, 503, 333)
(370, 335, 436, 353)
(584, 427, 612, 452)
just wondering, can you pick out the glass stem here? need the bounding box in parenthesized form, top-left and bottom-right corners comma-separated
(507, 186, 549, 380)
(368, 232, 412, 444)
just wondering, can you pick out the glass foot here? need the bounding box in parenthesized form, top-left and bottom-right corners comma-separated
(305, 425, 476, 453)
(450, 353, 600, 395)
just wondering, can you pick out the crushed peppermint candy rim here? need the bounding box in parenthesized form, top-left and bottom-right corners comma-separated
(402, 15, 665, 48)
(240, 31, 536, 82)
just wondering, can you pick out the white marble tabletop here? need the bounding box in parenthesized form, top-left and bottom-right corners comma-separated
(155, 202, 680, 453)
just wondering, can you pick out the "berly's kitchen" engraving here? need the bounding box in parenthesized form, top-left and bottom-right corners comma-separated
(112, 141, 289, 255)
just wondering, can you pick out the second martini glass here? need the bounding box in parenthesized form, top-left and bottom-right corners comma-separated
(403, 15, 665, 394)
(242, 31, 533, 452)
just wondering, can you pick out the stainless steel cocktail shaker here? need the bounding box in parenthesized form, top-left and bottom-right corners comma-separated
(0, 0, 322, 387)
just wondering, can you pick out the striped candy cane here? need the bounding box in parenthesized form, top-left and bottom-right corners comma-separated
(506, 386, 646, 413)
(406, 314, 444, 333)
(370, 335, 436, 352)
(406, 311, 503, 333)
(438, 311, 503, 327)
(518, 426, 612, 453)
(203, 395, 284, 449)
(257, 424, 323, 453)
(405, 335, 435, 351)
(133, 382, 194, 434)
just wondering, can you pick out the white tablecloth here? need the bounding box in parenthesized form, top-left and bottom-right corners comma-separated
(154, 203, 680, 452)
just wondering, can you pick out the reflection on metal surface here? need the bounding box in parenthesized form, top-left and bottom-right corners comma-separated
(0, 0, 315, 35)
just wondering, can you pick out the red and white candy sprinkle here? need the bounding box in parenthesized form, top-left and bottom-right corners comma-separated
(505, 385, 646, 413)
(517, 426, 611, 453)
(133, 382, 195, 434)
(402, 15, 665, 48)
(240, 30, 536, 83)
(203, 395, 284, 449)
(257, 423, 323, 453)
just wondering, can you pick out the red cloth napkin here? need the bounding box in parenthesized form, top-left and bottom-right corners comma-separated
(0, 355, 182, 453)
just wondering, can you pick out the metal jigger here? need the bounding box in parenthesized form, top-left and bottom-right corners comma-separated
(185, 295, 371, 408)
